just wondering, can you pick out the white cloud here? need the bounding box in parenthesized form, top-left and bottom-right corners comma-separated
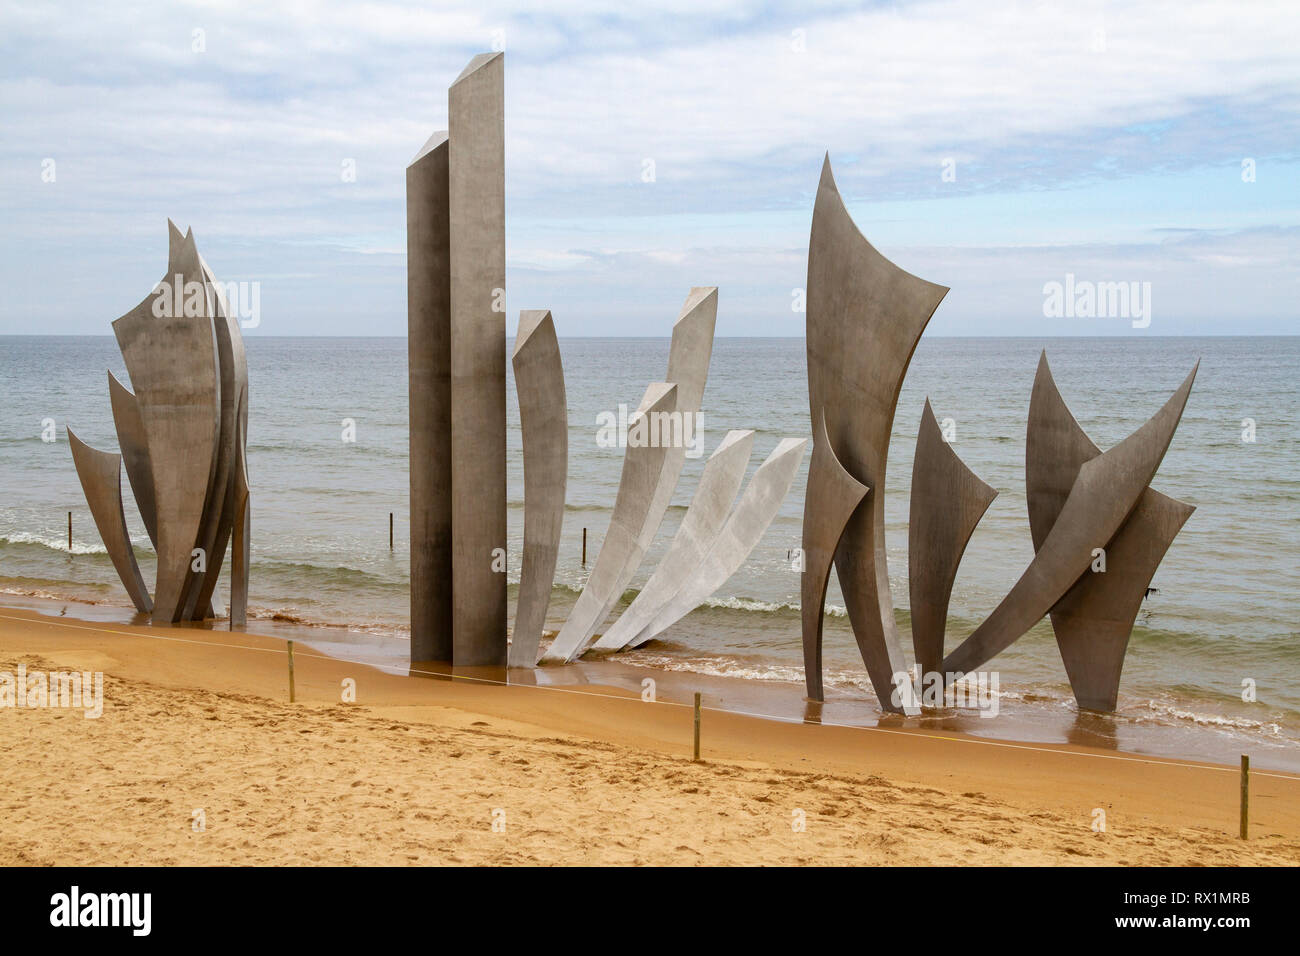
(0, 0, 1296, 333)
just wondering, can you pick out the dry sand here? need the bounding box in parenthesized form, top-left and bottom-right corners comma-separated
(1, 606, 1297, 866)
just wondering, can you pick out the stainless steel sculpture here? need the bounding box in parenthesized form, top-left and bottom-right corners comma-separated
(591, 428, 755, 653)
(803, 155, 948, 713)
(107, 371, 158, 549)
(1026, 353, 1196, 711)
(72, 222, 251, 625)
(113, 226, 219, 623)
(449, 52, 508, 668)
(800, 410, 868, 703)
(407, 53, 508, 667)
(540, 382, 679, 663)
(942, 362, 1198, 677)
(67, 428, 152, 615)
(908, 399, 997, 679)
(510, 310, 567, 667)
(624, 436, 808, 649)
(407, 129, 453, 663)
(186, 249, 249, 621)
(229, 412, 251, 628)
(543, 288, 716, 663)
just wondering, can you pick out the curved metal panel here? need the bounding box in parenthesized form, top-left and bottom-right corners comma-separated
(805, 155, 949, 712)
(186, 247, 248, 620)
(562, 288, 718, 657)
(908, 399, 997, 680)
(67, 427, 152, 614)
(800, 410, 868, 702)
(112, 226, 221, 624)
(942, 363, 1198, 676)
(627, 437, 807, 648)
(540, 382, 679, 663)
(107, 370, 158, 549)
(509, 310, 568, 667)
(1025, 351, 1104, 552)
(1052, 489, 1194, 710)
(1026, 352, 1196, 711)
(592, 428, 755, 653)
(229, 390, 251, 628)
(544, 288, 716, 662)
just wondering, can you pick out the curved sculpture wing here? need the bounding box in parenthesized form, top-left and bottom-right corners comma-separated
(112, 226, 221, 624)
(1052, 489, 1194, 710)
(592, 428, 755, 652)
(544, 288, 716, 662)
(1026, 351, 1103, 551)
(908, 399, 997, 679)
(628, 436, 808, 649)
(541, 381, 679, 663)
(942, 362, 1198, 676)
(1027, 352, 1196, 711)
(805, 155, 949, 712)
(67, 427, 152, 615)
(185, 246, 249, 620)
(229, 391, 251, 628)
(800, 410, 869, 702)
(107, 370, 158, 549)
(510, 310, 568, 667)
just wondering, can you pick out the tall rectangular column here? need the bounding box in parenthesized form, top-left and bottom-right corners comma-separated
(448, 52, 507, 666)
(407, 132, 453, 662)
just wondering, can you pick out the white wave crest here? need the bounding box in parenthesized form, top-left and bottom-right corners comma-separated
(0, 532, 108, 556)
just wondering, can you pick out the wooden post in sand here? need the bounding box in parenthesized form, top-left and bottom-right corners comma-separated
(1240, 754, 1249, 839)
(389, 512, 394, 550)
(693, 692, 701, 761)
(67, 511, 72, 551)
(582, 527, 587, 567)
(287, 640, 296, 703)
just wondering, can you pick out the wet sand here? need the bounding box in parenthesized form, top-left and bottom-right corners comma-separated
(1, 605, 1298, 865)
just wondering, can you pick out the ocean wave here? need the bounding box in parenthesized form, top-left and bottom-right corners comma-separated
(253, 559, 404, 589)
(695, 594, 849, 618)
(0, 532, 113, 556)
(546, 582, 850, 620)
(619, 649, 810, 685)
(0, 584, 120, 606)
(244, 605, 411, 639)
(618, 648, 875, 692)
(1127, 698, 1287, 737)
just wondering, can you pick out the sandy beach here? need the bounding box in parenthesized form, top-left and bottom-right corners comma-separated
(0, 605, 1297, 866)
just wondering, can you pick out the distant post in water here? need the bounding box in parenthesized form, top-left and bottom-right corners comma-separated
(389, 512, 394, 551)
(582, 527, 587, 567)
(67, 511, 72, 551)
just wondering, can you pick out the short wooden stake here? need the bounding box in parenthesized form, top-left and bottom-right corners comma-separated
(582, 527, 587, 566)
(1239, 754, 1249, 839)
(693, 692, 701, 761)
(389, 512, 394, 550)
(67, 511, 72, 551)
(287, 640, 296, 703)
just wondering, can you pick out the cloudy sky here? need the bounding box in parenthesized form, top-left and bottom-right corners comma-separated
(1, 0, 1296, 336)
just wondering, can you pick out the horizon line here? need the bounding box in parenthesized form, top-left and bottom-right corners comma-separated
(1, 332, 1296, 340)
